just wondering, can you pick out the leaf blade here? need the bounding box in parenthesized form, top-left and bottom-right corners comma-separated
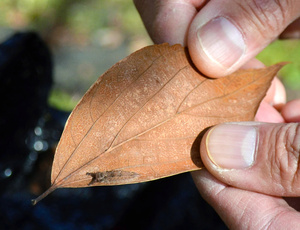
(33, 44, 284, 204)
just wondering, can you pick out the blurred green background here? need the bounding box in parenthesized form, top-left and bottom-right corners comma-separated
(0, 0, 299, 111)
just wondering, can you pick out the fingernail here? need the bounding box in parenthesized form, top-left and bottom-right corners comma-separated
(206, 124, 257, 169)
(197, 17, 245, 68)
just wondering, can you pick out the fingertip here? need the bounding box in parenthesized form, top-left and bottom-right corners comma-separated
(191, 169, 227, 198)
(272, 77, 286, 110)
(188, 17, 244, 78)
(255, 101, 284, 122)
(201, 124, 257, 171)
(199, 126, 214, 169)
(261, 77, 286, 110)
(264, 78, 277, 104)
(281, 99, 300, 122)
(135, 1, 198, 46)
(187, 0, 300, 78)
(191, 169, 214, 188)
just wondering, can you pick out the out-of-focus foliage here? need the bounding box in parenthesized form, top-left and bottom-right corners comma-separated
(0, 0, 152, 111)
(48, 89, 79, 111)
(257, 40, 300, 90)
(0, 0, 150, 47)
(1, 0, 300, 108)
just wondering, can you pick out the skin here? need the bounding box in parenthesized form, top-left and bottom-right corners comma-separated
(134, 0, 300, 228)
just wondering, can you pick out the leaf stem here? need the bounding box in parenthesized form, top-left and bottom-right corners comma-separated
(31, 183, 59, 205)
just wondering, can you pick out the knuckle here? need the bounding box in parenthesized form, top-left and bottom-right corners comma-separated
(235, 0, 291, 39)
(271, 124, 300, 194)
(285, 124, 300, 191)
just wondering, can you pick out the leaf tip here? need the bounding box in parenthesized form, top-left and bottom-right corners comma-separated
(276, 61, 289, 68)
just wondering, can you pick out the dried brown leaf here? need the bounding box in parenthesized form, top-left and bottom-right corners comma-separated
(32, 44, 284, 204)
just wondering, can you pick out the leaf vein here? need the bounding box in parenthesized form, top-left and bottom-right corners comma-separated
(108, 65, 189, 150)
(52, 49, 183, 185)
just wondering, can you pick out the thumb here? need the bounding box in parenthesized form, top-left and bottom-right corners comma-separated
(188, 0, 300, 77)
(200, 122, 300, 196)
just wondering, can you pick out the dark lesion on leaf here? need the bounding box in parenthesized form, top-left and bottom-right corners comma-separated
(86, 170, 139, 185)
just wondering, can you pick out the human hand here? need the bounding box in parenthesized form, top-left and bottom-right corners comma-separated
(191, 99, 300, 229)
(134, 0, 300, 76)
(134, 0, 300, 121)
(134, 1, 300, 228)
